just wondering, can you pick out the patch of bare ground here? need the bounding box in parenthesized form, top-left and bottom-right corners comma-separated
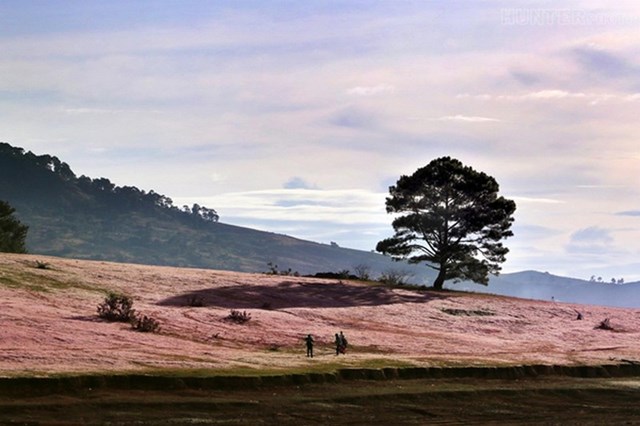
(2, 253, 640, 377)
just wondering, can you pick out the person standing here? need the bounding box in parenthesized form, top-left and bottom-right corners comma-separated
(304, 334, 315, 358)
(335, 331, 348, 355)
(339, 331, 348, 353)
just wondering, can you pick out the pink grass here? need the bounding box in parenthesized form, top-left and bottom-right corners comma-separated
(1, 253, 639, 376)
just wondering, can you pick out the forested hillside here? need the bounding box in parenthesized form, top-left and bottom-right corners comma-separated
(0, 142, 432, 278)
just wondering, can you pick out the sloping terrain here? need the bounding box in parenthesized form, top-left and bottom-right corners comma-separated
(2, 253, 640, 378)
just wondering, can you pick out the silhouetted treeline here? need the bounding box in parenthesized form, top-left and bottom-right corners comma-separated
(0, 142, 218, 224)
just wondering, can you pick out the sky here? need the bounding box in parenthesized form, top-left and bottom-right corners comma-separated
(1, 1, 640, 281)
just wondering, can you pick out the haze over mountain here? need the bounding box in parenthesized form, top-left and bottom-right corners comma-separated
(1, 142, 638, 308)
(455, 271, 640, 309)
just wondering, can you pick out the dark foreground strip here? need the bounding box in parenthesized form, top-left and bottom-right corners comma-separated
(2, 363, 640, 396)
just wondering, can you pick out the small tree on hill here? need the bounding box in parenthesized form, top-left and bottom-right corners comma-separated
(97, 293, 136, 322)
(376, 157, 516, 290)
(0, 200, 28, 253)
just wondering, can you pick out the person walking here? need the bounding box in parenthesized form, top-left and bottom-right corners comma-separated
(335, 333, 341, 355)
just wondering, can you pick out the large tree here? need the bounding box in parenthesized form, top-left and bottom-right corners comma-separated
(376, 157, 516, 290)
(0, 200, 28, 253)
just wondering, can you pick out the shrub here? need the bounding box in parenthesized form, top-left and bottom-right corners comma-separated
(225, 309, 251, 324)
(307, 271, 359, 280)
(265, 262, 279, 275)
(353, 264, 372, 281)
(97, 293, 136, 322)
(265, 262, 299, 276)
(596, 317, 614, 331)
(378, 269, 414, 286)
(131, 314, 160, 333)
(34, 260, 51, 269)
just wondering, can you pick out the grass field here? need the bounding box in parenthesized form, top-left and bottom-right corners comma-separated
(3, 375, 640, 425)
(3, 254, 640, 424)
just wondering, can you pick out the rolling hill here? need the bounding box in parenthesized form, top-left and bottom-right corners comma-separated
(2, 253, 640, 377)
(2, 141, 638, 308)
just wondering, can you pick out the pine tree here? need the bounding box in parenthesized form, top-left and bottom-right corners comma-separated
(0, 200, 28, 253)
(377, 157, 516, 290)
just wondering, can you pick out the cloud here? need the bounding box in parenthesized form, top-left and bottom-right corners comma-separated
(283, 177, 318, 190)
(208, 173, 226, 183)
(510, 196, 564, 204)
(509, 70, 542, 86)
(466, 90, 593, 101)
(523, 90, 586, 99)
(329, 107, 376, 129)
(570, 226, 614, 244)
(174, 187, 393, 249)
(510, 223, 561, 240)
(346, 84, 395, 96)
(572, 46, 639, 81)
(62, 107, 162, 115)
(434, 114, 501, 123)
(174, 188, 388, 225)
(617, 210, 640, 217)
(458, 89, 640, 107)
(566, 226, 616, 256)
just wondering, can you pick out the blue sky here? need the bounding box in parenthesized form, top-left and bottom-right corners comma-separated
(2, 1, 640, 281)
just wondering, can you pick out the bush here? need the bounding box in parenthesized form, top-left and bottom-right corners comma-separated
(307, 271, 359, 280)
(265, 262, 279, 275)
(225, 309, 251, 324)
(596, 317, 614, 331)
(378, 269, 414, 286)
(97, 293, 136, 322)
(265, 262, 299, 276)
(34, 260, 51, 269)
(353, 264, 372, 281)
(131, 314, 160, 333)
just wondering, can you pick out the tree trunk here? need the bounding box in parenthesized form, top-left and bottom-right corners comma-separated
(433, 268, 446, 290)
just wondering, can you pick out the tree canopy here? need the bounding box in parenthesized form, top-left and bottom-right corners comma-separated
(0, 200, 28, 253)
(0, 142, 219, 223)
(376, 157, 516, 290)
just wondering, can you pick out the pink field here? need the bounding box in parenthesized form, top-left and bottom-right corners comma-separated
(1, 253, 639, 377)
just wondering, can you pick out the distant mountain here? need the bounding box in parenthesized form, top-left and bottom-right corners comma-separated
(448, 271, 640, 309)
(0, 142, 436, 280)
